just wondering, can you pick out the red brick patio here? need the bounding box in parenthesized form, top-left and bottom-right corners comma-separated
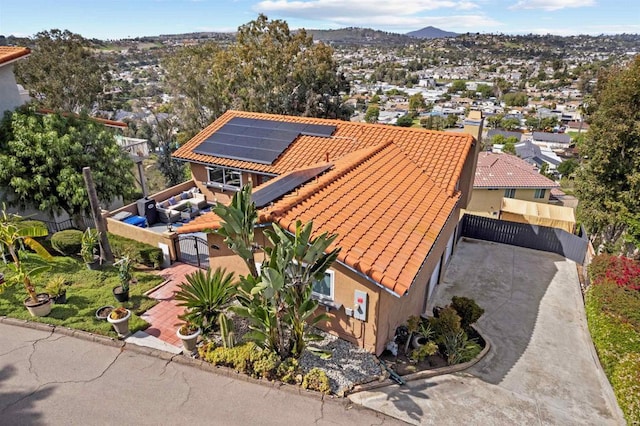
(141, 262, 201, 347)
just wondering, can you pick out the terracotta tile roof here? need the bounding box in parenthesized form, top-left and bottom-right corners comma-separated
(173, 110, 474, 196)
(474, 152, 559, 189)
(178, 211, 222, 234)
(180, 142, 458, 296)
(0, 46, 30, 65)
(259, 142, 459, 296)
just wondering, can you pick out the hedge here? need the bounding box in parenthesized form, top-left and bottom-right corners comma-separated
(51, 229, 83, 256)
(611, 353, 640, 422)
(107, 233, 163, 269)
(586, 256, 640, 424)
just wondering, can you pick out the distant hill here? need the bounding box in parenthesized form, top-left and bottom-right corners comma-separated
(305, 27, 412, 45)
(406, 26, 459, 39)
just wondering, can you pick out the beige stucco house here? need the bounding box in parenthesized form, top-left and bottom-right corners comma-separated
(172, 110, 483, 355)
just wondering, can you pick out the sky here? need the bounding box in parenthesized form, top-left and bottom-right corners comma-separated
(1, 0, 638, 40)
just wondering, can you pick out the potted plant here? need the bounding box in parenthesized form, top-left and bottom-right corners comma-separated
(176, 320, 201, 353)
(113, 256, 134, 302)
(411, 320, 435, 349)
(0, 206, 53, 317)
(80, 228, 101, 270)
(45, 276, 67, 304)
(95, 305, 114, 321)
(107, 306, 131, 337)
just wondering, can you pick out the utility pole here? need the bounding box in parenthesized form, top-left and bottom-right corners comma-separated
(82, 167, 114, 262)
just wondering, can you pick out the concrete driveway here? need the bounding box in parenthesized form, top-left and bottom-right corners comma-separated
(350, 239, 624, 425)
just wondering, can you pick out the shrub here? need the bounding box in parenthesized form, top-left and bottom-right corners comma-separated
(277, 357, 301, 384)
(252, 350, 280, 380)
(203, 342, 279, 379)
(302, 368, 331, 394)
(409, 341, 438, 362)
(175, 268, 237, 333)
(107, 233, 163, 268)
(585, 286, 640, 377)
(589, 280, 640, 330)
(589, 254, 640, 291)
(51, 229, 83, 256)
(442, 330, 481, 365)
(611, 352, 640, 423)
(428, 306, 462, 344)
(451, 296, 484, 329)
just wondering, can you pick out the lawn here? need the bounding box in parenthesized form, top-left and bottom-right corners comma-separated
(0, 254, 164, 336)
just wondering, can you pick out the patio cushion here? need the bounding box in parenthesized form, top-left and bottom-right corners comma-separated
(180, 192, 190, 200)
(168, 196, 177, 205)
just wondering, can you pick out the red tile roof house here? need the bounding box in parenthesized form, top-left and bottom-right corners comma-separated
(466, 151, 560, 218)
(171, 110, 482, 355)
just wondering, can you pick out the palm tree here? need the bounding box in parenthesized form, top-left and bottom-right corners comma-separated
(0, 206, 53, 303)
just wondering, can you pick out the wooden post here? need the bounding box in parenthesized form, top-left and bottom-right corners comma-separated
(82, 167, 114, 262)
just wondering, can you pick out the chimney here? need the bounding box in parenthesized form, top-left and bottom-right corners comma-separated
(460, 111, 484, 209)
(463, 110, 483, 146)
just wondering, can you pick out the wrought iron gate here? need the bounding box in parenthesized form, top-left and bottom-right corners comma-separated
(176, 235, 209, 269)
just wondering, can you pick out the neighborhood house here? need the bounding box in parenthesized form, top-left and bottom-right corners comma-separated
(171, 110, 482, 354)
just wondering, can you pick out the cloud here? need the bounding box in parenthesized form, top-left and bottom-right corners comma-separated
(255, 0, 479, 19)
(510, 0, 595, 11)
(523, 23, 640, 36)
(253, 0, 496, 31)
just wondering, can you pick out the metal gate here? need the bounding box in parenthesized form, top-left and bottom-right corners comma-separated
(176, 235, 209, 269)
(460, 214, 588, 264)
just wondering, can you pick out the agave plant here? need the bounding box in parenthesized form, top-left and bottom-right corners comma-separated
(175, 268, 237, 333)
(0, 206, 52, 304)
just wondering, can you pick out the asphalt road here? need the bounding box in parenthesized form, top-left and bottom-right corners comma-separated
(0, 322, 401, 426)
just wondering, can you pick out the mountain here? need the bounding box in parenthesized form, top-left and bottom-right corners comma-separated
(406, 26, 459, 39)
(305, 27, 413, 45)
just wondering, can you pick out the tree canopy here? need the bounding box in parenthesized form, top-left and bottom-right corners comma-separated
(14, 29, 108, 113)
(164, 15, 352, 139)
(575, 56, 640, 255)
(0, 108, 135, 223)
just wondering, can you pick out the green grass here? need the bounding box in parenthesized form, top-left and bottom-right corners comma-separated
(0, 254, 164, 336)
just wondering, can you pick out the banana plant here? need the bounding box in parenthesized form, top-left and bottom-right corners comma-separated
(0, 206, 52, 303)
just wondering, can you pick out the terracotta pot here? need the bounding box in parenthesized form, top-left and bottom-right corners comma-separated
(176, 327, 201, 352)
(24, 293, 52, 317)
(107, 309, 131, 338)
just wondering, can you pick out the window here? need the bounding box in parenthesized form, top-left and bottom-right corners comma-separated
(255, 262, 335, 301)
(312, 270, 335, 301)
(206, 166, 242, 191)
(534, 188, 546, 199)
(504, 188, 516, 198)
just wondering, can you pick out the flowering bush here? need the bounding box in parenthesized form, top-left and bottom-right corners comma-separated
(589, 254, 640, 291)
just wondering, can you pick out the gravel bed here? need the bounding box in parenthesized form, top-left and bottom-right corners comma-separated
(210, 313, 383, 395)
(299, 329, 383, 396)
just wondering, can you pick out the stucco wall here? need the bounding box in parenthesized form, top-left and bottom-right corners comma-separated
(375, 208, 460, 355)
(468, 188, 551, 217)
(0, 65, 24, 115)
(206, 211, 461, 356)
(106, 217, 178, 261)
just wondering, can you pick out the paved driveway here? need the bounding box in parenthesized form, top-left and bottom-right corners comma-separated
(350, 239, 624, 425)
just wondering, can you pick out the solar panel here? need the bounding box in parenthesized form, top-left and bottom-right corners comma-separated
(252, 164, 333, 208)
(194, 117, 336, 165)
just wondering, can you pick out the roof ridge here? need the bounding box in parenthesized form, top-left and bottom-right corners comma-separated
(260, 141, 393, 222)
